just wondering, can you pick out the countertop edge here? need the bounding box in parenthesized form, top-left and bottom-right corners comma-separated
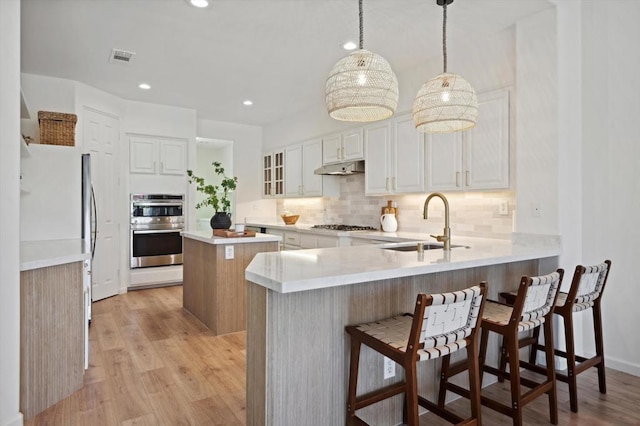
(182, 230, 282, 245)
(21, 239, 90, 271)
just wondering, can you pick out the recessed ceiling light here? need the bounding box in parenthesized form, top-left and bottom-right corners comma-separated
(243, 100, 253, 106)
(138, 83, 151, 90)
(343, 41, 358, 51)
(189, 0, 209, 8)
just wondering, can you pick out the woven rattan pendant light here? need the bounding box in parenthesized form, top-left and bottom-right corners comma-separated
(325, 0, 399, 122)
(413, 0, 478, 133)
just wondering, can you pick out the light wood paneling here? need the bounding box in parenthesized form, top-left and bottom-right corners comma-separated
(20, 262, 84, 419)
(183, 238, 277, 335)
(246, 283, 267, 426)
(248, 260, 542, 426)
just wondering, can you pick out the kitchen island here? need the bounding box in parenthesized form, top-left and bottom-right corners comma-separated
(245, 235, 560, 426)
(20, 239, 90, 418)
(181, 230, 281, 335)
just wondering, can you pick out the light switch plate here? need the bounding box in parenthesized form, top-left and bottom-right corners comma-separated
(383, 356, 395, 379)
(225, 245, 234, 259)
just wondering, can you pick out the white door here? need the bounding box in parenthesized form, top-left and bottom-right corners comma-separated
(364, 122, 391, 195)
(285, 144, 302, 197)
(392, 114, 425, 194)
(84, 107, 120, 301)
(426, 132, 463, 192)
(159, 140, 186, 175)
(302, 139, 323, 196)
(341, 129, 364, 160)
(322, 133, 342, 164)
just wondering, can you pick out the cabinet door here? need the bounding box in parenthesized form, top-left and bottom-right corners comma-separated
(273, 150, 285, 196)
(425, 132, 463, 192)
(159, 140, 186, 175)
(364, 122, 391, 195)
(464, 89, 510, 189)
(302, 139, 323, 197)
(322, 133, 342, 164)
(285, 145, 303, 197)
(392, 114, 424, 193)
(130, 138, 157, 174)
(262, 153, 273, 197)
(342, 129, 364, 161)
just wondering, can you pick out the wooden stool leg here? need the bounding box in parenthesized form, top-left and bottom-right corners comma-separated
(528, 326, 541, 365)
(497, 340, 508, 383)
(346, 339, 362, 424)
(438, 354, 451, 407)
(479, 327, 490, 384)
(404, 360, 419, 426)
(505, 334, 523, 426)
(467, 339, 482, 424)
(593, 303, 607, 394)
(544, 320, 558, 425)
(563, 312, 579, 413)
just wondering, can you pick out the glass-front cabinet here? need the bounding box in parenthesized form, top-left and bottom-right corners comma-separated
(262, 150, 284, 198)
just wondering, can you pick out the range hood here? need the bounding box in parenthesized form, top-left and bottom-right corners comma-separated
(314, 160, 365, 176)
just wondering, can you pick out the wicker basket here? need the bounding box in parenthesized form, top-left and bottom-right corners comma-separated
(38, 111, 77, 146)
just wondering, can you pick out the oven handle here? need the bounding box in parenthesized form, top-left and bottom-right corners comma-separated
(132, 202, 183, 207)
(132, 229, 183, 234)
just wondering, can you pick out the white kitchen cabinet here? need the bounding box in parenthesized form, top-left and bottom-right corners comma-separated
(130, 137, 186, 175)
(262, 150, 284, 198)
(322, 129, 364, 165)
(364, 113, 425, 195)
(285, 139, 324, 197)
(299, 233, 339, 249)
(426, 88, 510, 191)
(265, 228, 300, 250)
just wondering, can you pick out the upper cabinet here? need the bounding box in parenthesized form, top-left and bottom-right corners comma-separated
(130, 137, 187, 175)
(285, 139, 325, 198)
(364, 113, 425, 195)
(262, 150, 285, 198)
(426, 88, 510, 192)
(322, 129, 364, 165)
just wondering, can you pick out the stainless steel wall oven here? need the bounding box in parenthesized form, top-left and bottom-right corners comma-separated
(130, 194, 184, 268)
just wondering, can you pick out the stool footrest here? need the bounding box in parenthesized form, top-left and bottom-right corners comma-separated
(354, 382, 405, 411)
(418, 396, 465, 424)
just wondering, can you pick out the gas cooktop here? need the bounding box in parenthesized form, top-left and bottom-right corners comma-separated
(311, 224, 377, 231)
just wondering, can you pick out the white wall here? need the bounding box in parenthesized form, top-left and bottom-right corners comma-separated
(578, 0, 640, 375)
(515, 10, 558, 236)
(0, 1, 24, 424)
(196, 119, 272, 227)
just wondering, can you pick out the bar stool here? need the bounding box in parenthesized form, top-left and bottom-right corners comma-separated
(499, 260, 612, 413)
(439, 270, 563, 426)
(345, 283, 487, 426)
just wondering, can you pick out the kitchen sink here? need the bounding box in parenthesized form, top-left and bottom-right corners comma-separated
(380, 243, 469, 252)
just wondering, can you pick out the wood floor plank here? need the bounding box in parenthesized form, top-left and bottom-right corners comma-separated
(25, 285, 640, 426)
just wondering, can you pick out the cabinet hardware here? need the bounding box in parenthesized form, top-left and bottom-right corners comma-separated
(392, 177, 396, 190)
(386, 177, 389, 191)
(341, 146, 345, 159)
(465, 171, 470, 187)
(337, 147, 341, 160)
(455, 172, 460, 187)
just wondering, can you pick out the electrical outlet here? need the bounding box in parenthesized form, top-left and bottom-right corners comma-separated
(499, 200, 509, 216)
(383, 356, 395, 380)
(225, 245, 234, 259)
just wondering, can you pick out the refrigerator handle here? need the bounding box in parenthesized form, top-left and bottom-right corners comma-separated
(91, 185, 97, 260)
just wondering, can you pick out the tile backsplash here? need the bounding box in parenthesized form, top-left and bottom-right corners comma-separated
(277, 174, 515, 240)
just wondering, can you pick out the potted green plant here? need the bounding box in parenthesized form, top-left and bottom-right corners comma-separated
(187, 161, 238, 230)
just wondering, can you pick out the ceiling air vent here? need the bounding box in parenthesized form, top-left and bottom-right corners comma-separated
(109, 48, 135, 64)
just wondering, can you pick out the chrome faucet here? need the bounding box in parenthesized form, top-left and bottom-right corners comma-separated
(423, 192, 451, 251)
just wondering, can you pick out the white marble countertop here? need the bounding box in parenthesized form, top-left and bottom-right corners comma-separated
(21, 239, 90, 271)
(182, 230, 282, 245)
(245, 221, 415, 241)
(245, 236, 561, 294)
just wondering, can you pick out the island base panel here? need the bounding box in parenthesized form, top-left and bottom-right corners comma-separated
(248, 259, 551, 426)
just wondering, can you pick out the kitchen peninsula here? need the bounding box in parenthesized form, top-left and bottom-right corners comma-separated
(245, 235, 560, 426)
(181, 230, 280, 335)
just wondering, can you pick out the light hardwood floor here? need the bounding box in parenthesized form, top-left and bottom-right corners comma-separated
(25, 285, 640, 425)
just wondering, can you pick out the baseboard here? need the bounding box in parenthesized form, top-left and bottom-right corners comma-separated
(2, 412, 24, 426)
(602, 354, 640, 377)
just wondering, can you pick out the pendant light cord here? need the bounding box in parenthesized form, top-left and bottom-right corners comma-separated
(359, 0, 364, 49)
(442, 3, 448, 73)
